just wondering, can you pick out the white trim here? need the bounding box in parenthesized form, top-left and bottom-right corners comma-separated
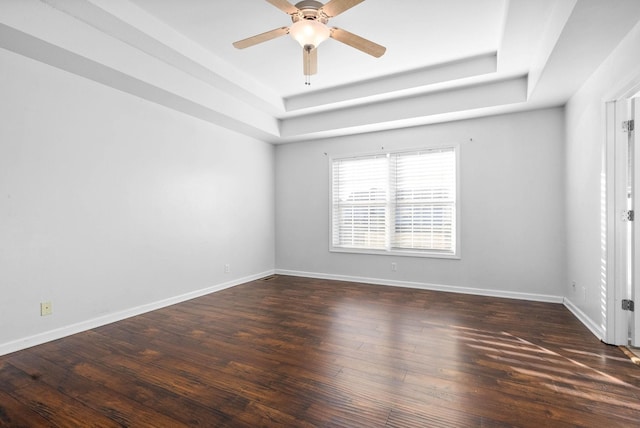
(613, 99, 632, 345)
(602, 66, 640, 102)
(0, 270, 275, 357)
(563, 297, 605, 341)
(601, 74, 640, 345)
(275, 269, 563, 303)
(328, 247, 461, 259)
(603, 84, 640, 345)
(633, 97, 640, 346)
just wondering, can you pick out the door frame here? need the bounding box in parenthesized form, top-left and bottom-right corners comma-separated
(603, 81, 640, 345)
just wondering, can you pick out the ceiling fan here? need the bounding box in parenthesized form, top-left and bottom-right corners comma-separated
(232, 0, 386, 85)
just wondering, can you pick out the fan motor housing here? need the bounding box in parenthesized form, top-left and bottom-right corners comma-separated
(293, 0, 328, 24)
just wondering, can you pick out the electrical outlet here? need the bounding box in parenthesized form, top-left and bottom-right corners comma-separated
(224, 264, 230, 274)
(40, 302, 52, 316)
(391, 262, 397, 272)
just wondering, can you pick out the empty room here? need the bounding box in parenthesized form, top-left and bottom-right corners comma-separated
(2, 0, 640, 426)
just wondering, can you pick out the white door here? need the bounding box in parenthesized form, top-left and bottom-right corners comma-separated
(632, 97, 639, 347)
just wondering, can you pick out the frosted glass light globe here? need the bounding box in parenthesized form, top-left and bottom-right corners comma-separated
(290, 19, 330, 48)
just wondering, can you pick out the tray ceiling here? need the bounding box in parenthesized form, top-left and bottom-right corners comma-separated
(2, 0, 640, 143)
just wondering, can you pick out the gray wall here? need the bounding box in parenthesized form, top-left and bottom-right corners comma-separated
(276, 108, 566, 300)
(9, 14, 640, 352)
(0, 48, 275, 353)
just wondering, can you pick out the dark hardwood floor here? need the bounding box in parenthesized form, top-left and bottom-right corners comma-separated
(1, 275, 639, 427)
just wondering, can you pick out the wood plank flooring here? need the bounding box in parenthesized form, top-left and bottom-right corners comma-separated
(1, 275, 640, 427)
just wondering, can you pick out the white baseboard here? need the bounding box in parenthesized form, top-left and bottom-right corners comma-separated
(563, 297, 605, 341)
(0, 270, 275, 357)
(275, 269, 564, 303)
(4, 270, 589, 357)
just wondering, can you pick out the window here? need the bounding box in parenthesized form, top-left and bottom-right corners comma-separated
(331, 146, 459, 258)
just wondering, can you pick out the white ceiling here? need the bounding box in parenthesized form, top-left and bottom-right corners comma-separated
(2, 0, 640, 143)
(128, 0, 506, 97)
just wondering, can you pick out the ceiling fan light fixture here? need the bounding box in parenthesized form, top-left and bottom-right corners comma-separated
(289, 19, 330, 48)
(233, 0, 386, 85)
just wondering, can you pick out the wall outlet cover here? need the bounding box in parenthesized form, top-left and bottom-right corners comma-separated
(40, 302, 52, 316)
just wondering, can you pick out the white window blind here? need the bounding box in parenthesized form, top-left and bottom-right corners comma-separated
(332, 155, 389, 250)
(331, 147, 457, 257)
(392, 149, 456, 252)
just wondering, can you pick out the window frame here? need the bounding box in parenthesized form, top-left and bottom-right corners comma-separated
(329, 144, 461, 259)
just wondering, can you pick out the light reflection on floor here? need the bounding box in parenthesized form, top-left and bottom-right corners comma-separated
(455, 325, 640, 411)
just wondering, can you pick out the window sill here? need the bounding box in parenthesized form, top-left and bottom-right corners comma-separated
(329, 247, 460, 260)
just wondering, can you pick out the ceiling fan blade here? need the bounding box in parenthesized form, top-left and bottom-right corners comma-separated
(330, 27, 386, 57)
(321, 0, 365, 17)
(266, 0, 299, 14)
(303, 47, 318, 75)
(233, 27, 290, 49)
